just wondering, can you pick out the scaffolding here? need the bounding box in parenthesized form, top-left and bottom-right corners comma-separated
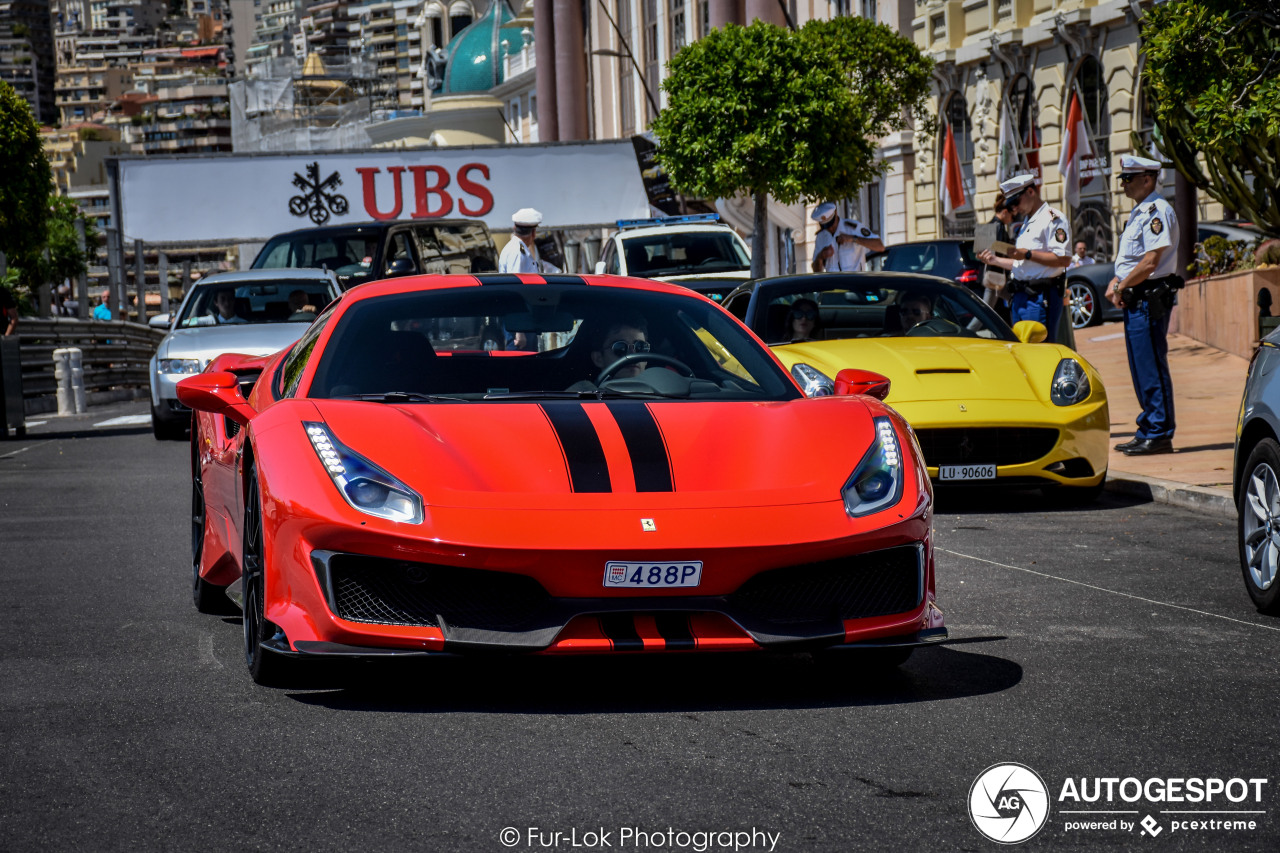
(230, 53, 384, 152)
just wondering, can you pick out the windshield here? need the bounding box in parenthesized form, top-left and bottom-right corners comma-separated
(622, 231, 750, 277)
(254, 231, 381, 286)
(307, 285, 799, 402)
(755, 279, 1016, 344)
(253, 223, 498, 287)
(177, 280, 339, 327)
(878, 243, 971, 279)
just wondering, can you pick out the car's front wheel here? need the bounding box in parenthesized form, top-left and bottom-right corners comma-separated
(1068, 280, 1101, 329)
(242, 462, 293, 685)
(1239, 438, 1280, 614)
(151, 401, 186, 440)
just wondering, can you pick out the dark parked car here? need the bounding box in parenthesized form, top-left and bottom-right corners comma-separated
(1066, 261, 1123, 329)
(252, 219, 498, 289)
(872, 239, 982, 293)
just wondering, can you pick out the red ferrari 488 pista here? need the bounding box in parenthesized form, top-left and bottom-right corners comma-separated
(179, 273, 946, 685)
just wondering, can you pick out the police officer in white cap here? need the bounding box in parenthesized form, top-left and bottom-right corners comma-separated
(977, 173, 1073, 341)
(810, 202, 884, 272)
(1108, 154, 1180, 456)
(498, 207, 559, 275)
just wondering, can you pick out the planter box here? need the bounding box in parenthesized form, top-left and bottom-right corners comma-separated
(1170, 267, 1280, 359)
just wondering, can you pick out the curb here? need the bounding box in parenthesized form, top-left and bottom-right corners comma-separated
(1104, 471, 1235, 520)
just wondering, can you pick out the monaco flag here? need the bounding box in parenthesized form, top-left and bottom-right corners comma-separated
(940, 122, 966, 217)
(1057, 90, 1094, 208)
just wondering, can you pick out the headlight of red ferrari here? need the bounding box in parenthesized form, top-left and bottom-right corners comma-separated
(303, 422, 424, 524)
(841, 416, 904, 517)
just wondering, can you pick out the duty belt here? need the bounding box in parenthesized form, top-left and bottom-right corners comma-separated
(1009, 275, 1066, 295)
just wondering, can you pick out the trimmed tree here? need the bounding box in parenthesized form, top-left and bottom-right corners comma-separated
(651, 19, 934, 276)
(1141, 0, 1280, 236)
(0, 81, 52, 272)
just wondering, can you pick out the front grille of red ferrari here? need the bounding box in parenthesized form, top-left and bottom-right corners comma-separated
(327, 557, 550, 630)
(914, 427, 1059, 466)
(727, 545, 922, 625)
(312, 544, 924, 648)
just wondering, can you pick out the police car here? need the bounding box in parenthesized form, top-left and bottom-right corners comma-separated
(594, 214, 752, 296)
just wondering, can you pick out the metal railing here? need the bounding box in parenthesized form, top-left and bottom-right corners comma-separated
(10, 318, 164, 412)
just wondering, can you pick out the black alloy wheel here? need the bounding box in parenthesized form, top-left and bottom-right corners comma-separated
(242, 463, 291, 685)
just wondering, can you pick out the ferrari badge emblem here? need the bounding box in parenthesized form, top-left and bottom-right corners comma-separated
(958, 404, 967, 412)
(1151, 217, 1163, 235)
(641, 518, 657, 532)
(1054, 228, 1067, 243)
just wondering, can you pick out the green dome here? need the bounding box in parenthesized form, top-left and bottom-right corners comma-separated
(440, 0, 516, 95)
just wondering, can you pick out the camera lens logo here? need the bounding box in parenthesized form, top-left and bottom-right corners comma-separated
(969, 763, 1050, 844)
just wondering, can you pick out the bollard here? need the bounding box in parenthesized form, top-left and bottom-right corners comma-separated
(53, 347, 87, 415)
(53, 348, 72, 415)
(69, 348, 86, 413)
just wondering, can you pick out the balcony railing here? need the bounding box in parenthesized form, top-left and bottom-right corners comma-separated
(503, 42, 535, 78)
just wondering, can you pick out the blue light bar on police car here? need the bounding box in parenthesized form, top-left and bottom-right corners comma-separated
(615, 214, 722, 229)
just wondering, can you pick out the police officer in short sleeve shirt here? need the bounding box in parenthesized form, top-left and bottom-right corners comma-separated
(810, 202, 884, 272)
(1107, 155, 1179, 456)
(977, 173, 1073, 342)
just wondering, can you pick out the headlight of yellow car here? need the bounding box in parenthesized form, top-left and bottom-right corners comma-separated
(1050, 358, 1091, 406)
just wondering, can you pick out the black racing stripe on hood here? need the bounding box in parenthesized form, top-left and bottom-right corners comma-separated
(539, 403, 611, 492)
(539, 274, 589, 286)
(606, 402, 674, 492)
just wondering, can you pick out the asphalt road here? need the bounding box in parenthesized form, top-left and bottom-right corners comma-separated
(3, 401, 1278, 852)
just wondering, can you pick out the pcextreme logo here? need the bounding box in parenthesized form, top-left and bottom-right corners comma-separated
(969, 763, 1052, 844)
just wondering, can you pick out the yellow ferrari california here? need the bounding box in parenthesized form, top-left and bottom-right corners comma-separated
(723, 272, 1109, 501)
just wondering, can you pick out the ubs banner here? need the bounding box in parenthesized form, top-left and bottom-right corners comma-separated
(114, 141, 650, 243)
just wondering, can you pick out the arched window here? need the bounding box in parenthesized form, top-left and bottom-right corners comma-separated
(423, 2, 445, 49)
(1069, 55, 1114, 259)
(448, 0, 473, 42)
(939, 91, 976, 237)
(1006, 73, 1041, 179)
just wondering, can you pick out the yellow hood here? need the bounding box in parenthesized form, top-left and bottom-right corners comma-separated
(774, 337, 1088, 406)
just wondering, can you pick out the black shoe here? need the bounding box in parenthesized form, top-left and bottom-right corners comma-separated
(1114, 438, 1141, 452)
(1121, 437, 1174, 456)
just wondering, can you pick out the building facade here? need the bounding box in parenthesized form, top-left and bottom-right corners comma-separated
(1, 0, 57, 124)
(911, 0, 1216, 260)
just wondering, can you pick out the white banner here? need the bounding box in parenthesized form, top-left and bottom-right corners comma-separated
(116, 141, 650, 243)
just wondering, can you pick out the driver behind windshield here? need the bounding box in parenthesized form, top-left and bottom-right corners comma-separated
(899, 292, 933, 330)
(568, 314, 649, 391)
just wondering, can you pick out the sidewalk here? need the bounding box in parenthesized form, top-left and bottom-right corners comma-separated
(1074, 324, 1247, 518)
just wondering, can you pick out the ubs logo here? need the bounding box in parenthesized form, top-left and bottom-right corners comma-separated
(290, 161, 349, 225)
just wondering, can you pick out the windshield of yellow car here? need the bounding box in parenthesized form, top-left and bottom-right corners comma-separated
(758, 280, 1016, 344)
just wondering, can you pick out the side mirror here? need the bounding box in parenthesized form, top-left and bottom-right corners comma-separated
(149, 312, 171, 329)
(176, 371, 256, 425)
(594, 261, 606, 275)
(1012, 320, 1048, 344)
(384, 257, 416, 277)
(834, 368, 891, 400)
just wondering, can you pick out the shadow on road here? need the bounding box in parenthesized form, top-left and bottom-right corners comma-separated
(933, 486, 1152, 515)
(279, 643, 1021, 713)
